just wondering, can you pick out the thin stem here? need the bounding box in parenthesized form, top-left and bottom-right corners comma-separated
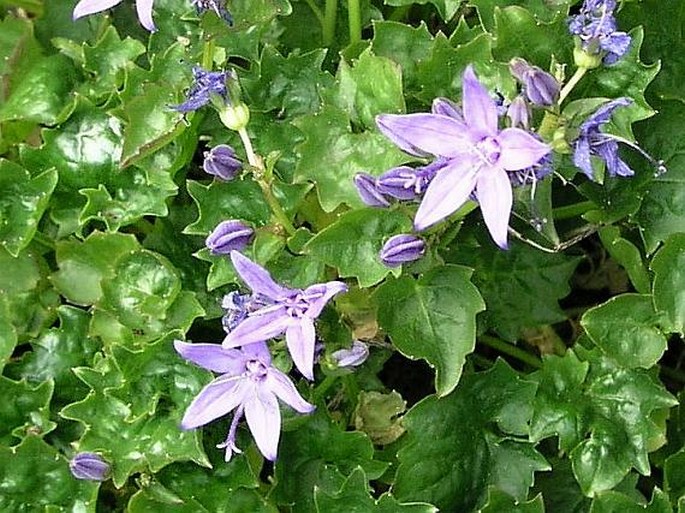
(558, 66, 588, 104)
(303, 0, 324, 26)
(553, 200, 595, 220)
(479, 335, 543, 369)
(323, 0, 338, 46)
(313, 375, 339, 402)
(347, 0, 362, 45)
(202, 37, 216, 70)
(238, 127, 296, 236)
(32, 231, 55, 251)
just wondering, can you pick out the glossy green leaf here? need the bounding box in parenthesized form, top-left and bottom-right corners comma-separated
(60, 335, 211, 487)
(589, 488, 672, 513)
(0, 297, 17, 373)
(0, 160, 57, 256)
(304, 208, 411, 287)
(0, 377, 55, 445)
(375, 265, 485, 396)
(383, 0, 461, 22)
(0, 436, 99, 512)
(394, 360, 543, 510)
(314, 467, 438, 513)
(293, 104, 408, 212)
(445, 240, 580, 341)
(598, 226, 651, 294)
(468, 0, 571, 30)
(665, 449, 685, 507)
(581, 294, 667, 369)
(480, 489, 545, 513)
(651, 234, 685, 335)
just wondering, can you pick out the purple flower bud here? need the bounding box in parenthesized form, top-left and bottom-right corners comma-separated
(509, 58, 559, 106)
(69, 452, 110, 481)
(206, 220, 254, 255)
(507, 95, 530, 129)
(379, 234, 426, 268)
(331, 340, 369, 368)
(354, 173, 390, 207)
(203, 145, 242, 180)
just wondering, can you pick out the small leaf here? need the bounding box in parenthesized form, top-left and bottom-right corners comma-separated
(375, 265, 485, 396)
(650, 234, 685, 335)
(589, 488, 672, 513)
(479, 489, 545, 513)
(599, 226, 651, 294)
(0, 377, 55, 444)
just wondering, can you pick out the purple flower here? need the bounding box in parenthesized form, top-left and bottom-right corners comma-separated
(568, 0, 631, 65)
(192, 0, 233, 25)
(203, 144, 242, 180)
(172, 67, 230, 113)
(376, 66, 551, 249)
(573, 97, 634, 179)
(223, 251, 347, 380)
(354, 173, 391, 208)
(175, 340, 314, 462)
(69, 452, 110, 481)
(506, 95, 530, 129)
(331, 340, 369, 368)
(206, 220, 254, 255)
(379, 234, 426, 267)
(509, 58, 559, 106)
(73, 0, 156, 31)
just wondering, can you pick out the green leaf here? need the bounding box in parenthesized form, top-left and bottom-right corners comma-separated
(0, 54, 76, 125)
(0, 377, 55, 445)
(374, 265, 485, 396)
(480, 489, 545, 513)
(382, 0, 461, 22)
(581, 294, 668, 369)
(304, 208, 410, 287)
(293, 104, 408, 212)
(184, 179, 271, 236)
(445, 240, 580, 341)
(598, 226, 651, 294)
(650, 234, 685, 335)
(242, 45, 333, 117)
(634, 101, 685, 253)
(0, 298, 17, 373)
(468, 0, 571, 30)
(332, 47, 405, 130)
(0, 436, 99, 512)
(60, 335, 211, 488)
(590, 488, 672, 513)
(314, 467, 438, 513)
(665, 449, 685, 506)
(0, 160, 57, 256)
(530, 349, 677, 496)
(52, 232, 140, 306)
(393, 360, 543, 510)
(82, 26, 146, 101)
(271, 411, 388, 511)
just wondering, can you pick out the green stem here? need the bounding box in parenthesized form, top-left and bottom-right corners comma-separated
(558, 66, 588, 105)
(323, 0, 338, 46)
(313, 375, 339, 402)
(32, 232, 55, 251)
(202, 37, 215, 70)
(479, 335, 542, 369)
(553, 200, 595, 220)
(347, 0, 361, 45)
(238, 127, 296, 236)
(303, 0, 324, 26)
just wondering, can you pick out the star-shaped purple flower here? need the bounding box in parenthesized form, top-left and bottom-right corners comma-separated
(573, 97, 634, 179)
(376, 65, 551, 248)
(73, 0, 156, 32)
(172, 67, 231, 113)
(223, 251, 347, 380)
(568, 0, 631, 65)
(175, 340, 315, 462)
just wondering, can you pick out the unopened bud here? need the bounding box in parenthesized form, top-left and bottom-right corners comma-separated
(507, 95, 530, 128)
(354, 173, 390, 208)
(379, 234, 426, 268)
(203, 144, 242, 180)
(510, 58, 560, 106)
(331, 340, 369, 368)
(69, 452, 110, 481)
(206, 220, 254, 254)
(219, 103, 250, 131)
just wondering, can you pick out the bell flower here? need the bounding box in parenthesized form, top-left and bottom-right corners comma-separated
(222, 251, 347, 380)
(69, 452, 111, 481)
(376, 65, 550, 249)
(568, 0, 631, 65)
(73, 0, 156, 31)
(175, 340, 314, 462)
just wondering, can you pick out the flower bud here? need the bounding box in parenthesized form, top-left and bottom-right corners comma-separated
(218, 103, 250, 131)
(509, 58, 560, 106)
(203, 144, 242, 180)
(379, 234, 426, 268)
(331, 340, 369, 369)
(206, 220, 254, 255)
(506, 95, 530, 129)
(69, 452, 110, 481)
(376, 166, 422, 200)
(354, 173, 390, 207)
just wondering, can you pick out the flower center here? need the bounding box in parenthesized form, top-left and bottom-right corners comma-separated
(245, 360, 268, 381)
(475, 136, 501, 166)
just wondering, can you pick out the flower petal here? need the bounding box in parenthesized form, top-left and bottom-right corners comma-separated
(285, 319, 316, 380)
(73, 0, 122, 19)
(303, 281, 347, 318)
(475, 167, 513, 249)
(413, 157, 479, 231)
(135, 0, 156, 31)
(266, 369, 315, 414)
(240, 341, 273, 365)
(573, 137, 594, 179)
(174, 340, 245, 374)
(244, 389, 281, 461)
(180, 376, 247, 430)
(462, 65, 498, 137)
(222, 308, 291, 348)
(497, 128, 551, 171)
(230, 251, 293, 300)
(376, 114, 470, 158)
